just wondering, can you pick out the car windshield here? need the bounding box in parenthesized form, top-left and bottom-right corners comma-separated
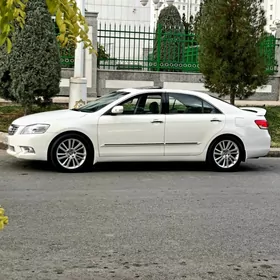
(72, 91, 129, 113)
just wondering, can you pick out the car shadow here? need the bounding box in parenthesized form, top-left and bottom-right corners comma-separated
(6, 159, 270, 173)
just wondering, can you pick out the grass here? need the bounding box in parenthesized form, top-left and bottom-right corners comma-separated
(0, 103, 280, 147)
(0, 103, 67, 133)
(265, 106, 280, 147)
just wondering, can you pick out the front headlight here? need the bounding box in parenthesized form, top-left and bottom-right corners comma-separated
(21, 124, 50, 135)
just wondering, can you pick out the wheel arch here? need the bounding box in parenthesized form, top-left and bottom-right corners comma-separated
(47, 130, 95, 162)
(207, 133, 246, 162)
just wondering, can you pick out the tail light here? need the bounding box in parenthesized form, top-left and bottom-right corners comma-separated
(255, 120, 269, 130)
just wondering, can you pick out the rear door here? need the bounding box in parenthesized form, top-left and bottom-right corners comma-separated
(164, 92, 226, 156)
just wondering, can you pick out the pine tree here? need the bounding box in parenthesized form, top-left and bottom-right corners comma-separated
(0, 46, 14, 102)
(0, 0, 61, 113)
(182, 13, 194, 35)
(153, 5, 184, 72)
(195, 0, 269, 104)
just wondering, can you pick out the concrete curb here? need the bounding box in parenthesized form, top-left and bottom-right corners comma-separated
(266, 149, 280, 157)
(0, 142, 7, 150)
(0, 132, 7, 150)
(1, 132, 280, 157)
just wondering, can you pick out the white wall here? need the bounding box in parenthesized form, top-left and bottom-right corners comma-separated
(152, 0, 280, 34)
(152, 0, 201, 29)
(263, 0, 280, 32)
(85, 0, 152, 27)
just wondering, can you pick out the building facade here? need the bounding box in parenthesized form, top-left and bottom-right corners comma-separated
(261, 0, 280, 32)
(85, 0, 152, 27)
(84, 0, 280, 33)
(151, 0, 201, 29)
(152, 0, 280, 33)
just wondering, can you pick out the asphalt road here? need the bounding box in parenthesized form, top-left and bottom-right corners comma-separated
(0, 151, 280, 280)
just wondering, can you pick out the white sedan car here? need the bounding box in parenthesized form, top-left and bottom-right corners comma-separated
(7, 88, 271, 172)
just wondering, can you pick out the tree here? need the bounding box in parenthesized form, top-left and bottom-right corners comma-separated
(153, 4, 184, 72)
(0, 0, 61, 113)
(194, 1, 210, 35)
(97, 43, 110, 68)
(0, 0, 95, 54)
(0, 45, 13, 101)
(182, 13, 194, 35)
(195, 0, 269, 104)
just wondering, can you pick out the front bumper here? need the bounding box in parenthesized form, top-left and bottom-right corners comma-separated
(6, 132, 55, 161)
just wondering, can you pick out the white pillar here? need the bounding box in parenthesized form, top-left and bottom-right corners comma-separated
(85, 12, 98, 97)
(74, 0, 85, 78)
(69, 0, 87, 109)
(69, 78, 87, 108)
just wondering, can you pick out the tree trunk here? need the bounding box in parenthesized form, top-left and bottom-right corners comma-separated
(230, 92, 235, 105)
(24, 105, 28, 116)
(24, 104, 32, 116)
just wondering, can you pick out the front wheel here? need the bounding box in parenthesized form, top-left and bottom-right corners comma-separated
(49, 133, 94, 172)
(207, 137, 243, 172)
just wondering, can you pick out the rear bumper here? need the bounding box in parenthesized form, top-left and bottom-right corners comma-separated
(245, 133, 271, 159)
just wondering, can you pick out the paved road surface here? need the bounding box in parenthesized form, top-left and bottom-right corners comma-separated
(0, 151, 280, 280)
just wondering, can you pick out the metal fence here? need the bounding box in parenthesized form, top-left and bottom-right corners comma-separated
(60, 45, 75, 68)
(259, 35, 279, 74)
(97, 24, 279, 74)
(53, 20, 75, 68)
(97, 23, 155, 71)
(60, 23, 279, 74)
(97, 24, 200, 72)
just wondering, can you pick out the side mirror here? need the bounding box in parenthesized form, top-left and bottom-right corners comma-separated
(111, 106, 124, 115)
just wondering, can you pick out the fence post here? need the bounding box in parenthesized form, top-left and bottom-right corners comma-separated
(156, 24, 162, 71)
(85, 12, 98, 98)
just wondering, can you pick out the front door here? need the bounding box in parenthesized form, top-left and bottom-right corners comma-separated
(98, 93, 165, 157)
(165, 92, 225, 156)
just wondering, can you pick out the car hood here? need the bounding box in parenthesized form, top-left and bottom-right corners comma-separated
(13, 109, 88, 126)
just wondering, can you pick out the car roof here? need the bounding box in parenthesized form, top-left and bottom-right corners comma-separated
(117, 87, 209, 97)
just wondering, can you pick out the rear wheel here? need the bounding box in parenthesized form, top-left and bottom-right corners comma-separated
(49, 133, 94, 172)
(208, 137, 243, 172)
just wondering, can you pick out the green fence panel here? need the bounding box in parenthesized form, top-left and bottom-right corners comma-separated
(60, 45, 75, 68)
(259, 35, 278, 74)
(97, 24, 279, 74)
(53, 20, 75, 68)
(98, 23, 155, 71)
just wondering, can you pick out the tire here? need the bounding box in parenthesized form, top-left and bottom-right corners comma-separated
(207, 136, 243, 172)
(49, 133, 94, 173)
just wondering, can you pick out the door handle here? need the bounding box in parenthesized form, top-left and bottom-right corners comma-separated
(211, 119, 222, 122)
(151, 120, 164, 124)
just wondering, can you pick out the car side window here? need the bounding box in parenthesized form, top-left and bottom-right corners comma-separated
(168, 93, 221, 114)
(119, 94, 162, 115)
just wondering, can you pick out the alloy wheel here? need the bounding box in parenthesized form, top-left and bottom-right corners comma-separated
(56, 138, 87, 170)
(213, 140, 240, 169)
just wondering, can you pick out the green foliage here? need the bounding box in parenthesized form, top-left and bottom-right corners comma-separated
(182, 13, 194, 34)
(97, 43, 110, 68)
(0, 0, 95, 54)
(0, 0, 61, 112)
(0, 46, 14, 102)
(195, 0, 269, 104)
(153, 5, 184, 72)
(0, 103, 67, 132)
(265, 106, 280, 147)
